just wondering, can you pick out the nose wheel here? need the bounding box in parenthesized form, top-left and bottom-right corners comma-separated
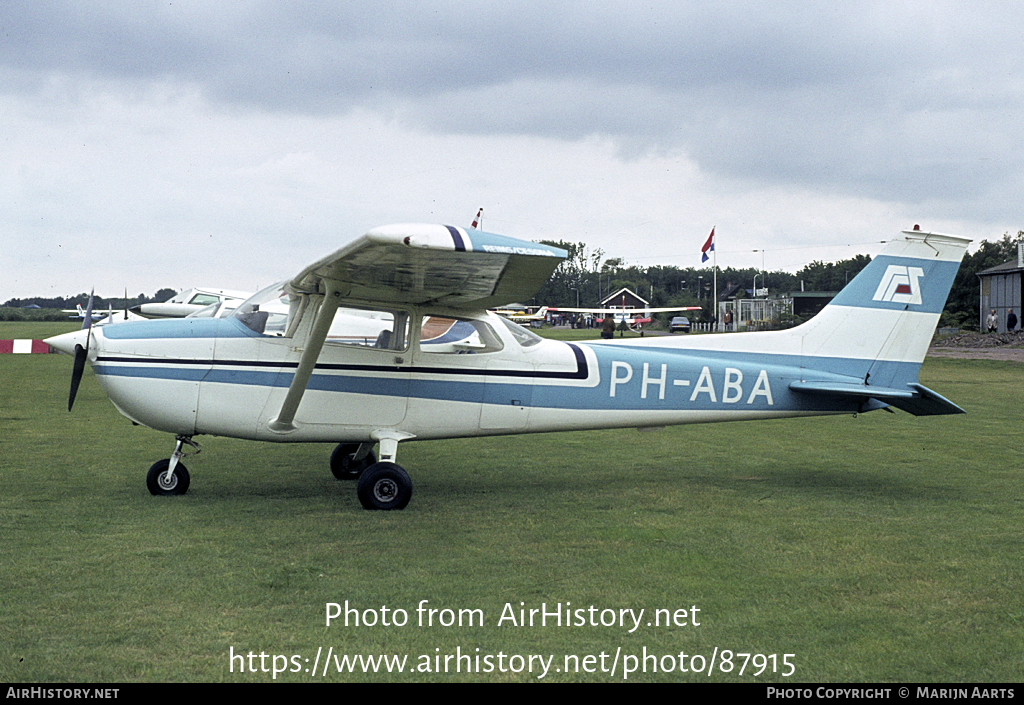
(147, 436, 199, 496)
(147, 459, 190, 495)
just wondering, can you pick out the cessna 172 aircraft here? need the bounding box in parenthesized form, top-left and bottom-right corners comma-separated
(47, 223, 968, 510)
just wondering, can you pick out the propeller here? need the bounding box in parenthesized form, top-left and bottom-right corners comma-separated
(67, 289, 95, 412)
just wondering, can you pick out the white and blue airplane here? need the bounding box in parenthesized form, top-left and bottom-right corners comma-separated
(46, 223, 968, 510)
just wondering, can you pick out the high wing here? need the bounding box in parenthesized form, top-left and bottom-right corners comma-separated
(269, 224, 566, 432)
(495, 306, 548, 323)
(288, 223, 566, 309)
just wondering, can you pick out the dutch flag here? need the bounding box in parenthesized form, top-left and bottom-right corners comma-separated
(701, 227, 715, 263)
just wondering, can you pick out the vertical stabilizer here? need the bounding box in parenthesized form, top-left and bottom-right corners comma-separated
(792, 229, 969, 385)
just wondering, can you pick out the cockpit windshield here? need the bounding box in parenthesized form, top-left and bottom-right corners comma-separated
(495, 314, 544, 347)
(231, 281, 296, 336)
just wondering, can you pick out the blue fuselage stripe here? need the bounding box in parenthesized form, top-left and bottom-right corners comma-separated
(94, 341, 889, 414)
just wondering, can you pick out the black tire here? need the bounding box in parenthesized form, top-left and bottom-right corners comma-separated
(146, 459, 190, 496)
(356, 462, 412, 510)
(330, 443, 376, 480)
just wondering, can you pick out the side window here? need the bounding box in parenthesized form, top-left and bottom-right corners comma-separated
(419, 316, 503, 354)
(325, 306, 410, 351)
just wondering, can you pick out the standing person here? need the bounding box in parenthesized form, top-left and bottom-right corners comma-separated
(601, 316, 615, 339)
(1008, 309, 1018, 331)
(987, 309, 998, 332)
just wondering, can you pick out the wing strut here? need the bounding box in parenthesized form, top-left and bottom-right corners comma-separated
(268, 281, 344, 434)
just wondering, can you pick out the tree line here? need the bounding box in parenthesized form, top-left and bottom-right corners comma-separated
(533, 232, 1023, 330)
(0, 289, 178, 321)
(532, 239, 872, 325)
(3, 231, 1020, 329)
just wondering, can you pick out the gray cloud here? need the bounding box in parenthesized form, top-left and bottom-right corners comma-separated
(2, 1, 1022, 298)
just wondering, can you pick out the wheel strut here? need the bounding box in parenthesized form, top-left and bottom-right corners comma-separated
(164, 435, 200, 485)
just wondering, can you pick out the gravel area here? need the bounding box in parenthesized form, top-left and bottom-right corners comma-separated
(928, 330, 1024, 362)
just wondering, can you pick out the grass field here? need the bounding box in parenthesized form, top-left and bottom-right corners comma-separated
(1, 322, 1021, 682)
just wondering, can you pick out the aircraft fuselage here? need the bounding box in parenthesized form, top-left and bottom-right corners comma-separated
(80, 311, 867, 446)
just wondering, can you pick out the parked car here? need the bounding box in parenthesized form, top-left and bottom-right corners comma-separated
(669, 316, 691, 333)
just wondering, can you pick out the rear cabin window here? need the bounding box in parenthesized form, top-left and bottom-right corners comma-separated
(419, 316, 503, 354)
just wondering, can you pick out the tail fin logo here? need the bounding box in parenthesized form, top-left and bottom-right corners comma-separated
(873, 265, 925, 305)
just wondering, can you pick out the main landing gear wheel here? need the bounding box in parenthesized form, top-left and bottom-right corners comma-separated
(146, 459, 191, 496)
(330, 443, 376, 480)
(356, 462, 412, 510)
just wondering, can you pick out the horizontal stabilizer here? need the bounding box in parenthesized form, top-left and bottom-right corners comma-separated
(899, 384, 966, 416)
(789, 380, 965, 416)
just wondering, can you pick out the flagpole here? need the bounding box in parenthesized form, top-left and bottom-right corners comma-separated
(700, 227, 716, 332)
(713, 238, 718, 332)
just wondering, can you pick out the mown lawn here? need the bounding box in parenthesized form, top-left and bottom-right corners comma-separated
(1, 322, 1020, 681)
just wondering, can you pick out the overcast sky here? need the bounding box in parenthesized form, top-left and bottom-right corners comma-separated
(3, 1, 1022, 301)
